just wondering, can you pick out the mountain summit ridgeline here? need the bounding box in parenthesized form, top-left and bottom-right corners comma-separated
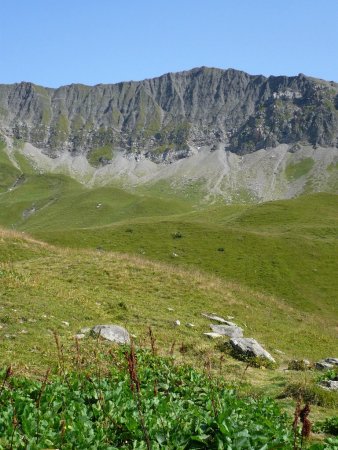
(0, 67, 337, 202)
(1, 67, 338, 162)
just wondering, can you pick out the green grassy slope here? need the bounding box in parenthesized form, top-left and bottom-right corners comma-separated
(27, 193, 338, 320)
(0, 142, 21, 193)
(0, 158, 191, 231)
(0, 228, 336, 369)
(0, 148, 336, 361)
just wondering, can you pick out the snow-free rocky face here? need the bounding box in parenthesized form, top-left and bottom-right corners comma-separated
(0, 67, 337, 202)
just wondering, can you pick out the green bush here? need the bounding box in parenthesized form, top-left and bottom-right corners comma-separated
(281, 382, 338, 408)
(314, 416, 338, 436)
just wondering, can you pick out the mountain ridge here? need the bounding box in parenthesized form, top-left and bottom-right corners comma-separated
(1, 66, 338, 163)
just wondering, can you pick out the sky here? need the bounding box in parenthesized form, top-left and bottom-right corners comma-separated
(1, 0, 337, 87)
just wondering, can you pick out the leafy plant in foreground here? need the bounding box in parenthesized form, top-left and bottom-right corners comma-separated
(313, 416, 338, 436)
(0, 349, 295, 449)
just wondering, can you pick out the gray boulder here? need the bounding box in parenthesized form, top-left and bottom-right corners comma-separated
(230, 337, 275, 363)
(210, 324, 243, 338)
(91, 325, 130, 344)
(315, 358, 338, 370)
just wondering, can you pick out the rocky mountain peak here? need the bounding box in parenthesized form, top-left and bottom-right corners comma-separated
(0, 67, 337, 164)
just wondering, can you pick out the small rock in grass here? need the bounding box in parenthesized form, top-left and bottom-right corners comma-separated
(91, 325, 130, 344)
(75, 333, 85, 340)
(61, 321, 70, 326)
(5, 334, 16, 339)
(186, 323, 195, 328)
(202, 313, 237, 326)
(319, 380, 338, 391)
(204, 332, 223, 339)
(275, 349, 285, 355)
(174, 320, 181, 326)
(167, 308, 174, 312)
(80, 327, 91, 334)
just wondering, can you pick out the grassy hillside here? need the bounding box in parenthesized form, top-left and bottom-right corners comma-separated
(0, 141, 21, 193)
(0, 149, 336, 317)
(26, 193, 337, 320)
(0, 156, 192, 237)
(0, 150, 337, 323)
(0, 227, 336, 366)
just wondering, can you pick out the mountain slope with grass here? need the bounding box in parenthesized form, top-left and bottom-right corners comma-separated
(0, 227, 337, 447)
(0, 144, 337, 321)
(0, 226, 336, 368)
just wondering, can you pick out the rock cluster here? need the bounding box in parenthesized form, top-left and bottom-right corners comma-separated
(201, 313, 275, 363)
(315, 357, 338, 370)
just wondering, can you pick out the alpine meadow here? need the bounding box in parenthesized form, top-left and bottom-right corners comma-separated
(0, 65, 337, 449)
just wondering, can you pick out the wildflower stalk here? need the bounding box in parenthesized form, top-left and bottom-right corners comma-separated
(126, 339, 152, 450)
(0, 365, 12, 397)
(36, 368, 51, 444)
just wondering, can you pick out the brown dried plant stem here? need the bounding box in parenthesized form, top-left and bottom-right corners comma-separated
(148, 326, 157, 356)
(0, 365, 13, 397)
(53, 331, 65, 375)
(35, 368, 51, 444)
(126, 340, 152, 450)
(292, 400, 311, 450)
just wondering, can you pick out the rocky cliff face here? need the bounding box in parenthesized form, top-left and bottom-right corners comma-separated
(0, 67, 337, 164)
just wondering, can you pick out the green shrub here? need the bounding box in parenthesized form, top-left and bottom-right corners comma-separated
(287, 359, 311, 371)
(314, 416, 338, 436)
(317, 369, 338, 383)
(281, 382, 338, 408)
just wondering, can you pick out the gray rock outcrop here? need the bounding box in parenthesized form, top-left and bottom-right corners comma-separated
(91, 325, 130, 344)
(230, 337, 276, 363)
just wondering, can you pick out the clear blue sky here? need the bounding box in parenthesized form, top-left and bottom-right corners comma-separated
(2, 0, 337, 87)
